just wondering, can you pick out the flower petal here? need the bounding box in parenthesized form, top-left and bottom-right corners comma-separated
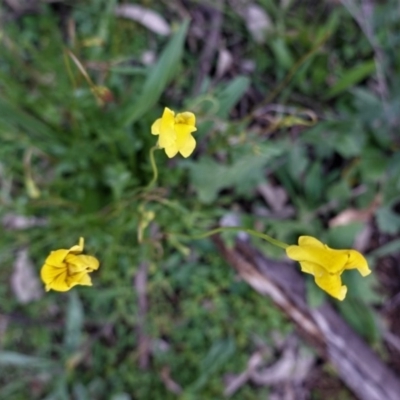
(175, 111, 196, 128)
(69, 237, 84, 254)
(298, 236, 324, 248)
(286, 244, 348, 274)
(175, 122, 197, 158)
(151, 118, 161, 135)
(67, 272, 92, 288)
(66, 254, 100, 273)
(298, 261, 322, 276)
(314, 271, 347, 301)
(342, 249, 371, 276)
(175, 122, 196, 136)
(179, 134, 196, 158)
(175, 122, 196, 135)
(41, 262, 67, 285)
(162, 107, 175, 120)
(44, 250, 69, 268)
(288, 235, 370, 300)
(44, 268, 70, 292)
(157, 108, 176, 148)
(164, 143, 179, 158)
(158, 130, 176, 148)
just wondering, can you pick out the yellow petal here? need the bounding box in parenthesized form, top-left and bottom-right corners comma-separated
(286, 244, 348, 274)
(175, 111, 196, 128)
(175, 122, 196, 136)
(342, 249, 371, 276)
(314, 271, 347, 301)
(66, 254, 100, 273)
(298, 261, 322, 276)
(76, 273, 92, 286)
(298, 236, 324, 248)
(41, 262, 67, 285)
(175, 124, 196, 158)
(45, 269, 70, 292)
(67, 272, 92, 288)
(179, 134, 196, 158)
(164, 142, 179, 158)
(160, 107, 175, 133)
(156, 108, 176, 148)
(40, 238, 97, 292)
(44, 250, 69, 268)
(159, 133, 175, 148)
(162, 107, 175, 119)
(69, 237, 84, 254)
(151, 118, 161, 135)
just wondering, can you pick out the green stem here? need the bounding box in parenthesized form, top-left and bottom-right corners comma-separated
(145, 146, 159, 189)
(63, 49, 77, 90)
(171, 226, 289, 250)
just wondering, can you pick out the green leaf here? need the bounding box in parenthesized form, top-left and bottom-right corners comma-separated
(195, 76, 250, 137)
(188, 157, 227, 203)
(42, 378, 69, 400)
(0, 351, 55, 369)
(303, 120, 365, 158)
(376, 206, 400, 234)
(0, 96, 56, 143)
(337, 295, 380, 343)
(304, 162, 323, 204)
(111, 394, 131, 400)
(327, 222, 365, 248)
(287, 145, 308, 183)
(359, 147, 388, 181)
(270, 37, 294, 70)
(103, 163, 132, 200)
(326, 181, 351, 204)
(343, 270, 382, 304)
(189, 338, 235, 392)
(215, 76, 250, 118)
(332, 127, 365, 157)
(73, 383, 89, 400)
(368, 238, 400, 259)
(122, 20, 189, 126)
(188, 143, 285, 203)
(326, 60, 375, 98)
(306, 277, 326, 308)
(64, 291, 84, 353)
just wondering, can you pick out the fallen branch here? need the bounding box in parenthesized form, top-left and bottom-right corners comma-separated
(213, 235, 400, 400)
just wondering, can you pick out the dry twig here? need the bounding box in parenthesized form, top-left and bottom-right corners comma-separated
(213, 235, 400, 400)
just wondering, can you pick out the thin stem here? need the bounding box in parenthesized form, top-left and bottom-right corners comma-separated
(171, 226, 289, 250)
(63, 49, 77, 90)
(66, 49, 96, 89)
(145, 146, 159, 189)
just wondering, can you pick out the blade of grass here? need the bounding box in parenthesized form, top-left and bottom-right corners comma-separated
(0, 96, 56, 143)
(0, 351, 56, 369)
(121, 20, 189, 126)
(326, 60, 375, 98)
(216, 76, 250, 118)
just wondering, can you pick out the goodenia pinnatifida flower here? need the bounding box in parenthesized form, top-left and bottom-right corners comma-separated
(40, 237, 99, 292)
(286, 236, 371, 301)
(151, 107, 197, 158)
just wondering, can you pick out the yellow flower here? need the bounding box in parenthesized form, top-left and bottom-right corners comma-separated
(40, 237, 99, 292)
(151, 107, 197, 158)
(286, 236, 371, 301)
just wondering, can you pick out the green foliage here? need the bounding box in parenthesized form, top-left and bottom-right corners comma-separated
(121, 20, 189, 126)
(188, 142, 285, 203)
(326, 60, 376, 98)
